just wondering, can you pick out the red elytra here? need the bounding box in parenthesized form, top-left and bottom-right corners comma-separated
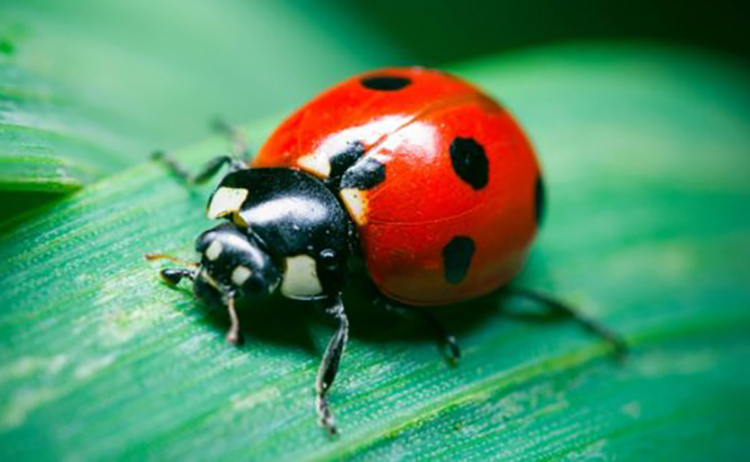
(253, 67, 543, 306)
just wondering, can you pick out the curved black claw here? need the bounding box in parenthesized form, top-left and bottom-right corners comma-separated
(225, 331, 244, 346)
(445, 333, 462, 362)
(317, 395, 338, 436)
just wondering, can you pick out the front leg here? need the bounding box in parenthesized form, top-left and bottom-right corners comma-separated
(224, 293, 243, 345)
(147, 256, 244, 345)
(315, 293, 349, 434)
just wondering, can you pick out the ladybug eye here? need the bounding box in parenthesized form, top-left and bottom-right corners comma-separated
(360, 75, 411, 91)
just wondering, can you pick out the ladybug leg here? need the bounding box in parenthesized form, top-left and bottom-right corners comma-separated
(211, 117, 253, 162)
(374, 296, 461, 362)
(315, 293, 349, 435)
(151, 151, 246, 185)
(224, 293, 243, 345)
(418, 310, 461, 361)
(504, 287, 627, 358)
(152, 117, 250, 183)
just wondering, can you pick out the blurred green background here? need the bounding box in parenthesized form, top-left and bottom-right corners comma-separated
(1, 0, 747, 208)
(1, 1, 749, 461)
(1, 0, 747, 160)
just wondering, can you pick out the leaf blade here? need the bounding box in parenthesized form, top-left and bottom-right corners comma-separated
(0, 44, 749, 461)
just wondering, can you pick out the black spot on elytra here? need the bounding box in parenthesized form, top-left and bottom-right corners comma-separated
(361, 75, 412, 91)
(443, 236, 475, 284)
(340, 157, 386, 190)
(535, 176, 546, 226)
(329, 141, 365, 179)
(449, 137, 489, 190)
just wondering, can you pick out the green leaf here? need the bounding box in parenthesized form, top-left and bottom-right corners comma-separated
(0, 63, 140, 192)
(0, 44, 749, 460)
(0, 0, 406, 195)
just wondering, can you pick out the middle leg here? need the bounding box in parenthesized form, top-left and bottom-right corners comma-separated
(371, 290, 461, 362)
(152, 118, 250, 186)
(315, 293, 349, 435)
(151, 151, 246, 185)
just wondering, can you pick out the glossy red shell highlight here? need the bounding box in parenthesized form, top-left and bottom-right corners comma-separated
(253, 67, 542, 306)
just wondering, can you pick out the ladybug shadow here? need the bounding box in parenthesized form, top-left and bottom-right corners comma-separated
(172, 287, 322, 357)
(338, 277, 571, 360)
(173, 278, 569, 361)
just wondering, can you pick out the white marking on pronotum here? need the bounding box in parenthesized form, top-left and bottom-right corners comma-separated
(231, 266, 252, 286)
(280, 255, 323, 298)
(207, 186, 249, 219)
(339, 188, 367, 225)
(297, 152, 331, 178)
(205, 241, 223, 261)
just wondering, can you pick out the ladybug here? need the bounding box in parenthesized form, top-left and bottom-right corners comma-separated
(148, 67, 624, 434)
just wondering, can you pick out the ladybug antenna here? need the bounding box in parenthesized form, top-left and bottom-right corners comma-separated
(145, 253, 198, 268)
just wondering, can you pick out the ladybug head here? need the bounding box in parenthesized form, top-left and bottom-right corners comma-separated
(148, 222, 282, 307)
(192, 223, 282, 304)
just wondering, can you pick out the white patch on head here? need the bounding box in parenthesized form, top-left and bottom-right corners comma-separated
(207, 186, 249, 219)
(280, 255, 323, 299)
(340, 188, 368, 226)
(297, 152, 331, 178)
(231, 266, 252, 286)
(205, 241, 223, 261)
